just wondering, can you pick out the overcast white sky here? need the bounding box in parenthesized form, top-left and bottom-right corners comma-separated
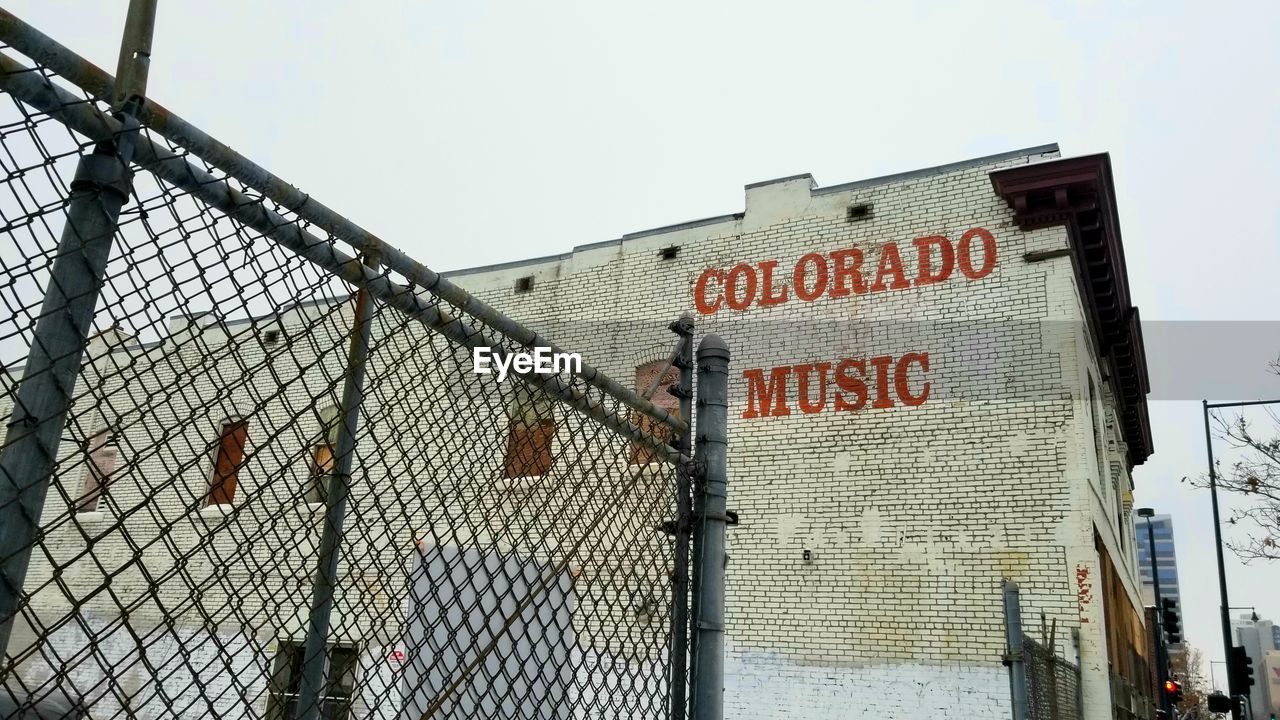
(11, 0, 1280, 683)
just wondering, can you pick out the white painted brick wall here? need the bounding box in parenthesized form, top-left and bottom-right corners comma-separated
(439, 146, 1147, 719)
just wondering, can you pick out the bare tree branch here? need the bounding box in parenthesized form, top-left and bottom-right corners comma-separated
(1185, 361, 1280, 562)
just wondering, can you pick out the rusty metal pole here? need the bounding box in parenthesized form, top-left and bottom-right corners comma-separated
(0, 52, 686, 470)
(0, 9, 687, 445)
(294, 252, 380, 720)
(112, 0, 158, 113)
(0, 0, 155, 660)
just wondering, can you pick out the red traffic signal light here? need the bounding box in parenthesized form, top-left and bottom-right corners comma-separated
(1164, 680, 1176, 693)
(1163, 679, 1183, 703)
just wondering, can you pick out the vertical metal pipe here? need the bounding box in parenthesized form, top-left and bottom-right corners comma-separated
(1047, 646, 1059, 720)
(0, 0, 156, 657)
(294, 253, 380, 720)
(1073, 627, 1084, 718)
(0, 147, 134, 658)
(687, 405, 705, 715)
(689, 334, 729, 720)
(1204, 401, 1241, 720)
(1003, 580, 1029, 720)
(112, 0, 158, 111)
(668, 316, 694, 720)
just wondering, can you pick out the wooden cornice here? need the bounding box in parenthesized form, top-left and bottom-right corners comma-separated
(991, 154, 1152, 466)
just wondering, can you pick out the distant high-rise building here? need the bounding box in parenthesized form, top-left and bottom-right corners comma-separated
(1264, 652, 1280, 720)
(1134, 513, 1182, 611)
(1234, 614, 1279, 720)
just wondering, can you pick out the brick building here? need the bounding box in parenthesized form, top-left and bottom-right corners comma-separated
(4, 143, 1155, 719)
(434, 143, 1156, 719)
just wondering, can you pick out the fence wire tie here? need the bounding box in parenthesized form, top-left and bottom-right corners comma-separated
(680, 458, 705, 479)
(667, 316, 694, 338)
(698, 510, 739, 527)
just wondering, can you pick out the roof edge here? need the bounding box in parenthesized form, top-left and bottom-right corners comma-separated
(814, 143, 1060, 196)
(441, 143, 1061, 278)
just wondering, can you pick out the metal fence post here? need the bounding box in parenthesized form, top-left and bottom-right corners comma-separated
(293, 252, 380, 720)
(0, 0, 155, 660)
(667, 315, 694, 720)
(1048, 649, 1060, 720)
(1004, 580, 1030, 720)
(1073, 628, 1084, 718)
(689, 334, 729, 720)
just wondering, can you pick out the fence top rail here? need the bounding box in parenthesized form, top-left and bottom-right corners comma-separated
(0, 47, 684, 466)
(0, 7, 687, 437)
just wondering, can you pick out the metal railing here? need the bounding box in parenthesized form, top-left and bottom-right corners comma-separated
(0, 5, 731, 720)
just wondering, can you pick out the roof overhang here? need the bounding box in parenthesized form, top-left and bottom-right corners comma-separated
(990, 154, 1152, 466)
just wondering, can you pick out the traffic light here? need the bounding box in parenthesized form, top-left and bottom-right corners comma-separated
(1207, 692, 1234, 713)
(1163, 679, 1184, 704)
(1229, 645, 1256, 696)
(1161, 597, 1182, 644)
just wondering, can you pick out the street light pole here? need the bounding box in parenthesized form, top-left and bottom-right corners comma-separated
(1205, 400, 1240, 720)
(1211, 661, 1226, 693)
(1202, 398, 1280, 720)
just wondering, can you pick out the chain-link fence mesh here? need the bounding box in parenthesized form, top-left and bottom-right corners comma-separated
(1023, 636, 1083, 720)
(0, 36, 689, 720)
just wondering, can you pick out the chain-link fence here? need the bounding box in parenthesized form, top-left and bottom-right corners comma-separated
(0, 8, 729, 719)
(1024, 636, 1083, 720)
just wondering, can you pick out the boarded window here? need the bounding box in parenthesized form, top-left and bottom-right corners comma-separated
(503, 420, 556, 478)
(77, 427, 118, 513)
(306, 444, 335, 504)
(631, 360, 681, 464)
(329, 645, 359, 701)
(1094, 532, 1150, 690)
(502, 387, 555, 478)
(265, 641, 357, 720)
(207, 419, 248, 506)
(305, 405, 341, 503)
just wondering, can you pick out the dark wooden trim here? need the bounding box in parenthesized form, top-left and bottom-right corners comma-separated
(1023, 248, 1072, 263)
(991, 154, 1152, 466)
